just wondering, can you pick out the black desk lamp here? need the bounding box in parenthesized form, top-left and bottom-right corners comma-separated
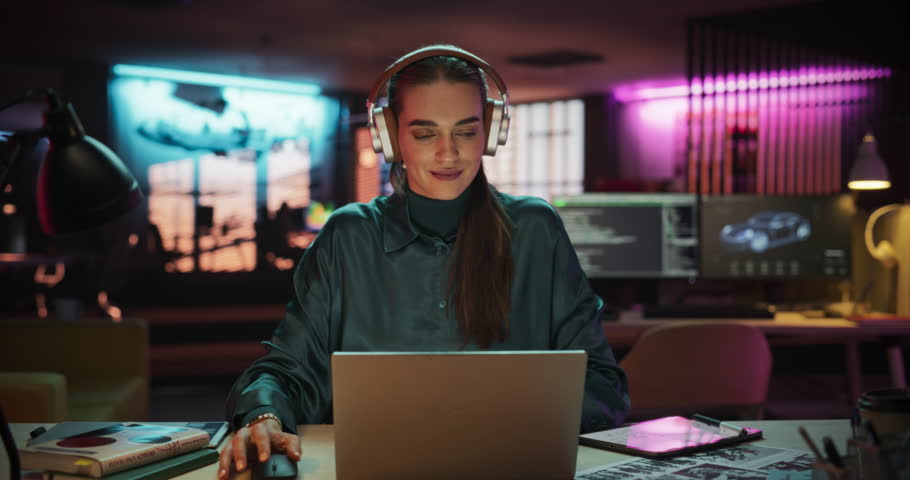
(0, 89, 144, 480)
(0, 88, 143, 234)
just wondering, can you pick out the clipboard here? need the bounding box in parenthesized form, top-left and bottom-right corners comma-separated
(579, 415, 763, 459)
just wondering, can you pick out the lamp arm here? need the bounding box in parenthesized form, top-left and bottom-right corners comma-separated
(0, 89, 59, 189)
(0, 93, 34, 188)
(0, 137, 21, 188)
(0, 88, 60, 190)
(0, 132, 45, 190)
(864, 203, 901, 268)
(0, 89, 53, 114)
(0, 406, 21, 480)
(0, 92, 35, 114)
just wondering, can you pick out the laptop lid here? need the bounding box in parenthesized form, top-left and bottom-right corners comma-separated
(331, 350, 587, 480)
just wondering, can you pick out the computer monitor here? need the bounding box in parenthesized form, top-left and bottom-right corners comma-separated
(699, 194, 853, 278)
(552, 193, 698, 278)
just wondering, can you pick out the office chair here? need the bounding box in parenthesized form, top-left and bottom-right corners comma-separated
(619, 321, 772, 421)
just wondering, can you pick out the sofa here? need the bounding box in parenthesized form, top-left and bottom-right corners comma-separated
(0, 317, 148, 422)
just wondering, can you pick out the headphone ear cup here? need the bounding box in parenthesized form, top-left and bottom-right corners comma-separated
(498, 110, 510, 146)
(372, 106, 401, 163)
(483, 98, 504, 156)
(382, 107, 400, 163)
(369, 122, 384, 155)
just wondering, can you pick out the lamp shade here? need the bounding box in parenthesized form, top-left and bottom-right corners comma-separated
(36, 100, 143, 234)
(848, 132, 891, 190)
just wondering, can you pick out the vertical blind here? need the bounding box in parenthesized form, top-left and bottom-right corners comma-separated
(685, 21, 892, 195)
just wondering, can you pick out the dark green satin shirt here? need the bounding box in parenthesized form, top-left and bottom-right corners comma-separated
(226, 189, 630, 434)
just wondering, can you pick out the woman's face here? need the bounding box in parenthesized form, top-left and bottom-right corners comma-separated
(396, 80, 485, 200)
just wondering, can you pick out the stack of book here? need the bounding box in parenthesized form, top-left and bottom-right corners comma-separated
(20, 422, 227, 479)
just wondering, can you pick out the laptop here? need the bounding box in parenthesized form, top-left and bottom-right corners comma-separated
(331, 350, 587, 480)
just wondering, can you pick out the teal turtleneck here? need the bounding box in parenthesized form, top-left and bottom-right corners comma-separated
(406, 183, 474, 239)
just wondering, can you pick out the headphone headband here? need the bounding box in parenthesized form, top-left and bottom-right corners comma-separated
(366, 45, 510, 126)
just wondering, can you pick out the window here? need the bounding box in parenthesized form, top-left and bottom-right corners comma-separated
(484, 98, 585, 201)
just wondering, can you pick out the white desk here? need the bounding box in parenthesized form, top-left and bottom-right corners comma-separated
(11, 420, 849, 479)
(605, 312, 910, 402)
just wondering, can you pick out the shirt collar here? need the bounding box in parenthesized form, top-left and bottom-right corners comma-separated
(381, 192, 419, 253)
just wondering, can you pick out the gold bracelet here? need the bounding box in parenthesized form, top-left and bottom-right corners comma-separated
(244, 412, 281, 430)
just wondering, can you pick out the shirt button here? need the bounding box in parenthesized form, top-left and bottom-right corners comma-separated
(439, 300, 446, 309)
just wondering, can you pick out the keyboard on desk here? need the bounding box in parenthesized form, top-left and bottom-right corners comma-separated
(642, 304, 775, 319)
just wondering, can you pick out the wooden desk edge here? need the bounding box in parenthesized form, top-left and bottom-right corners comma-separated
(9, 420, 850, 479)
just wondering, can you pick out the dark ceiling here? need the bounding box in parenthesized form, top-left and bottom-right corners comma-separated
(0, 0, 830, 102)
(699, 0, 908, 68)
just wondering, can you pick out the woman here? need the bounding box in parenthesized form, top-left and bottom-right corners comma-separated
(218, 45, 629, 479)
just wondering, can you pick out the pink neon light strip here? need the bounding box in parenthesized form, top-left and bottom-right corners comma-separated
(622, 67, 892, 101)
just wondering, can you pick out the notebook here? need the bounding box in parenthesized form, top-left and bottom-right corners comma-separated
(331, 351, 587, 480)
(43, 448, 219, 480)
(27, 421, 229, 449)
(579, 415, 763, 459)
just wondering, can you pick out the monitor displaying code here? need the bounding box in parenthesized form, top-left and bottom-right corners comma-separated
(553, 194, 698, 278)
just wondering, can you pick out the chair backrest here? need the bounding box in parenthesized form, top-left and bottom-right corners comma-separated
(619, 321, 772, 420)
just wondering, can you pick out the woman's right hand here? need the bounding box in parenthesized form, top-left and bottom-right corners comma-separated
(217, 418, 302, 480)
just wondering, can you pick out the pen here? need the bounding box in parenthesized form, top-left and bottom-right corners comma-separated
(692, 414, 747, 436)
(822, 436, 844, 468)
(797, 426, 827, 465)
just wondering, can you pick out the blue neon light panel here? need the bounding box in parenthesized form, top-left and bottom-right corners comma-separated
(110, 68, 339, 273)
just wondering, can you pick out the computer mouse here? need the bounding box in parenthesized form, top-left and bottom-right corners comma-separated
(250, 452, 298, 480)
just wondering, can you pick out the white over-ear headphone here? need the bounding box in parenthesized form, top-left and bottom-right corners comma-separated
(865, 204, 901, 269)
(365, 45, 511, 164)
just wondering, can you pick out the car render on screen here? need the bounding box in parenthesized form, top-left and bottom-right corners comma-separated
(719, 211, 811, 253)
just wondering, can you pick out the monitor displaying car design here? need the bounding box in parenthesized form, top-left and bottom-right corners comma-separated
(701, 195, 853, 278)
(720, 211, 812, 253)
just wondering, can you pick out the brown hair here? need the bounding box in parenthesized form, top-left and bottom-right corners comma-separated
(387, 53, 514, 349)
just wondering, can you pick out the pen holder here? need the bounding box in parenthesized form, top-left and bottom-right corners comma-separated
(810, 455, 858, 480)
(810, 438, 910, 480)
(858, 388, 910, 437)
